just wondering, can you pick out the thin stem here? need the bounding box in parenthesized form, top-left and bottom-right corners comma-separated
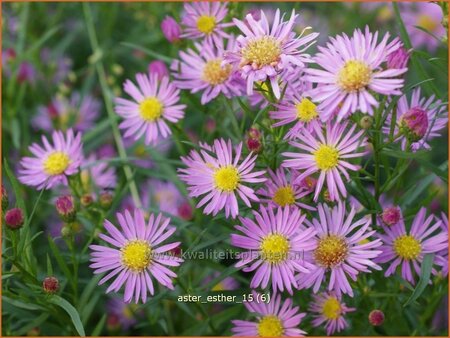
(83, 3, 142, 208)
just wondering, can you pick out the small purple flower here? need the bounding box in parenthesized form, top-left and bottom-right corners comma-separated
(161, 16, 181, 43)
(148, 60, 169, 80)
(400, 107, 429, 141)
(386, 46, 410, 70)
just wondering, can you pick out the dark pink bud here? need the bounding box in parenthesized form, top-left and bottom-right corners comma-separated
(55, 195, 76, 222)
(369, 309, 385, 326)
(178, 202, 193, 220)
(5, 208, 24, 230)
(148, 60, 169, 80)
(42, 276, 59, 294)
(246, 138, 262, 153)
(381, 206, 401, 226)
(248, 127, 261, 139)
(387, 46, 410, 69)
(400, 107, 429, 141)
(161, 16, 181, 43)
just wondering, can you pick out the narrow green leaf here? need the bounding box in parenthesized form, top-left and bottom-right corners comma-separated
(47, 236, 72, 280)
(3, 159, 27, 216)
(49, 295, 86, 336)
(46, 254, 53, 276)
(121, 41, 172, 63)
(404, 253, 435, 307)
(2, 296, 43, 311)
(91, 314, 106, 336)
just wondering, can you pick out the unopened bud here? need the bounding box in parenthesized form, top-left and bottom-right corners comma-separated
(386, 46, 410, 70)
(360, 115, 373, 129)
(99, 192, 113, 210)
(80, 194, 93, 207)
(5, 208, 24, 230)
(55, 195, 76, 222)
(368, 309, 385, 326)
(43, 276, 59, 294)
(246, 128, 263, 153)
(400, 107, 428, 142)
(148, 60, 169, 80)
(178, 202, 193, 220)
(161, 16, 181, 43)
(381, 206, 401, 226)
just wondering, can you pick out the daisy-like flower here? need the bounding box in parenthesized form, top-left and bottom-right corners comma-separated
(375, 207, 447, 284)
(178, 139, 266, 218)
(297, 202, 382, 297)
(171, 37, 242, 104)
(180, 2, 231, 46)
(114, 72, 186, 145)
(383, 87, 448, 151)
(231, 292, 307, 337)
(81, 153, 117, 193)
(19, 129, 83, 190)
(257, 167, 315, 211)
(309, 292, 355, 335)
(306, 26, 407, 121)
(33, 92, 100, 132)
(282, 122, 367, 202)
(90, 208, 183, 303)
(224, 9, 318, 99)
(231, 205, 316, 294)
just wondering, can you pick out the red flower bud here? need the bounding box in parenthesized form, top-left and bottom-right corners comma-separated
(55, 195, 76, 222)
(5, 208, 24, 230)
(369, 309, 385, 326)
(42, 276, 59, 294)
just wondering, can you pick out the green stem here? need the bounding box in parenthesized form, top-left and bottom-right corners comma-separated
(83, 3, 142, 208)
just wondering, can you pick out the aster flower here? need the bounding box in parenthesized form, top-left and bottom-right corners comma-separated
(306, 26, 407, 121)
(178, 139, 266, 219)
(231, 205, 316, 294)
(33, 93, 100, 132)
(231, 292, 307, 336)
(384, 87, 448, 151)
(401, 2, 446, 51)
(375, 207, 447, 284)
(90, 208, 183, 303)
(309, 292, 355, 335)
(436, 212, 448, 277)
(297, 202, 382, 297)
(171, 37, 243, 104)
(282, 122, 367, 202)
(180, 2, 231, 46)
(19, 129, 83, 190)
(147, 179, 187, 218)
(106, 297, 141, 330)
(257, 167, 315, 211)
(81, 153, 117, 193)
(224, 9, 318, 99)
(114, 72, 186, 145)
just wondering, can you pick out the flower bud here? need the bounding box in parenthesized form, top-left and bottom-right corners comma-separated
(99, 192, 113, 210)
(178, 202, 193, 220)
(387, 46, 410, 70)
(55, 195, 76, 222)
(247, 127, 261, 140)
(161, 16, 181, 43)
(381, 206, 401, 226)
(106, 313, 120, 332)
(148, 60, 169, 80)
(360, 115, 373, 129)
(80, 194, 94, 207)
(368, 309, 385, 326)
(246, 127, 263, 153)
(2, 185, 9, 212)
(5, 208, 24, 230)
(42, 276, 59, 294)
(400, 107, 428, 142)
(61, 224, 73, 237)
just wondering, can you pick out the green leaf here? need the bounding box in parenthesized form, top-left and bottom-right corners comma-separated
(404, 253, 435, 307)
(46, 254, 53, 276)
(91, 314, 106, 336)
(49, 295, 86, 336)
(47, 236, 72, 280)
(121, 41, 172, 63)
(2, 296, 43, 311)
(15, 313, 49, 336)
(3, 159, 27, 216)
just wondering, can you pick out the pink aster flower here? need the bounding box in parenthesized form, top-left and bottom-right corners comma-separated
(148, 60, 169, 80)
(81, 153, 117, 192)
(90, 208, 183, 303)
(180, 2, 231, 46)
(436, 212, 448, 277)
(282, 121, 367, 201)
(257, 167, 315, 211)
(375, 207, 447, 284)
(171, 37, 243, 104)
(147, 179, 189, 218)
(231, 292, 307, 336)
(231, 205, 316, 294)
(309, 292, 355, 335)
(19, 129, 83, 190)
(178, 139, 266, 219)
(384, 87, 448, 151)
(306, 26, 407, 121)
(161, 16, 181, 43)
(401, 2, 446, 52)
(114, 72, 186, 145)
(33, 93, 100, 132)
(224, 9, 318, 99)
(297, 202, 382, 297)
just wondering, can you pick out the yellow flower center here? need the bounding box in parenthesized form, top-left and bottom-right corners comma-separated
(314, 145, 339, 171)
(202, 59, 232, 85)
(296, 98, 318, 122)
(43, 152, 70, 176)
(314, 235, 348, 268)
(121, 240, 152, 272)
(322, 297, 342, 320)
(211, 282, 225, 292)
(393, 235, 421, 260)
(260, 233, 290, 264)
(417, 14, 438, 32)
(196, 15, 216, 34)
(272, 186, 296, 207)
(241, 36, 281, 68)
(139, 97, 163, 122)
(338, 60, 372, 92)
(213, 165, 240, 192)
(257, 315, 284, 337)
